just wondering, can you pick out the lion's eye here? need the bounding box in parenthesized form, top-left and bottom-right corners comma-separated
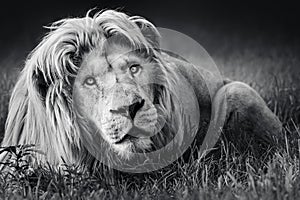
(129, 64, 141, 75)
(84, 77, 96, 86)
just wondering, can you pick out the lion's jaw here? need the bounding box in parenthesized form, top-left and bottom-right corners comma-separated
(73, 44, 165, 160)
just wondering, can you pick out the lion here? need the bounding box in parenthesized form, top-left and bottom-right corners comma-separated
(0, 10, 282, 172)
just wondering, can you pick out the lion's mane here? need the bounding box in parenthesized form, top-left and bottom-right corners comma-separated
(0, 10, 204, 170)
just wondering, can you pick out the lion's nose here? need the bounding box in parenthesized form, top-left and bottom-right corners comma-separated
(110, 99, 145, 120)
(128, 99, 145, 120)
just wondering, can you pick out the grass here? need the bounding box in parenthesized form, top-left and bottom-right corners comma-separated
(0, 31, 299, 199)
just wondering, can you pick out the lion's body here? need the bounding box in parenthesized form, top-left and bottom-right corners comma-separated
(162, 53, 282, 157)
(0, 10, 282, 172)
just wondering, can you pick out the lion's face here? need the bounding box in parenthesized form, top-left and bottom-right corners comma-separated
(73, 43, 165, 159)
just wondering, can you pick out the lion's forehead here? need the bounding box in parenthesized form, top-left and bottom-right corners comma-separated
(79, 44, 144, 75)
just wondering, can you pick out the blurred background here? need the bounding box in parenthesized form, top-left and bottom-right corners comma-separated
(0, 0, 299, 136)
(0, 0, 299, 67)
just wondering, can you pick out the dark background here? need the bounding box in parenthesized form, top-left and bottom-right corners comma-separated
(0, 0, 299, 69)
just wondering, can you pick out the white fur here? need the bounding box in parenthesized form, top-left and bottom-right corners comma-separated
(0, 9, 185, 169)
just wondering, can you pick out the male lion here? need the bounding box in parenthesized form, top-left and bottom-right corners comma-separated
(0, 10, 282, 172)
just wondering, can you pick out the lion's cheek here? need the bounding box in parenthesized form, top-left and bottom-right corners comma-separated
(134, 108, 159, 136)
(73, 88, 100, 118)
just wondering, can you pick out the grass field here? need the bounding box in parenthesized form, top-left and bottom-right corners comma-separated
(0, 30, 299, 199)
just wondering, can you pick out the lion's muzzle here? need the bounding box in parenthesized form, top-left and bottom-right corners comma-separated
(109, 98, 145, 120)
(107, 98, 152, 144)
(100, 92, 160, 149)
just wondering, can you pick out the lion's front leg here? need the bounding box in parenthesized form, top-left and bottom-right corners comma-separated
(210, 81, 283, 157)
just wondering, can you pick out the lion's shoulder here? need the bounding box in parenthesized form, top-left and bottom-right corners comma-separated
(161, 51, 226, 106)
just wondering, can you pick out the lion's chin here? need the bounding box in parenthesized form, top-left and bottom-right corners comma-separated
(112, 138, 152, 160)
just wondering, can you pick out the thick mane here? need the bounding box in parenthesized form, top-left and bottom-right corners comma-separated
(0, 9, 185, 169)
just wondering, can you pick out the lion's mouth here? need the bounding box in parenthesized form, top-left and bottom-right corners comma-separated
(115, 134, 137, 144)
(114, 126, 149, 144)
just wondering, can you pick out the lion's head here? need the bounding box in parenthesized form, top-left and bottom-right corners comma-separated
(73, 41, 168, 159)
(0, 10, 201, 171)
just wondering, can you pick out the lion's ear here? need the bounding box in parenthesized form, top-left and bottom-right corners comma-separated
(132, 18, 161, 50)
(141, 25, 160, 50)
